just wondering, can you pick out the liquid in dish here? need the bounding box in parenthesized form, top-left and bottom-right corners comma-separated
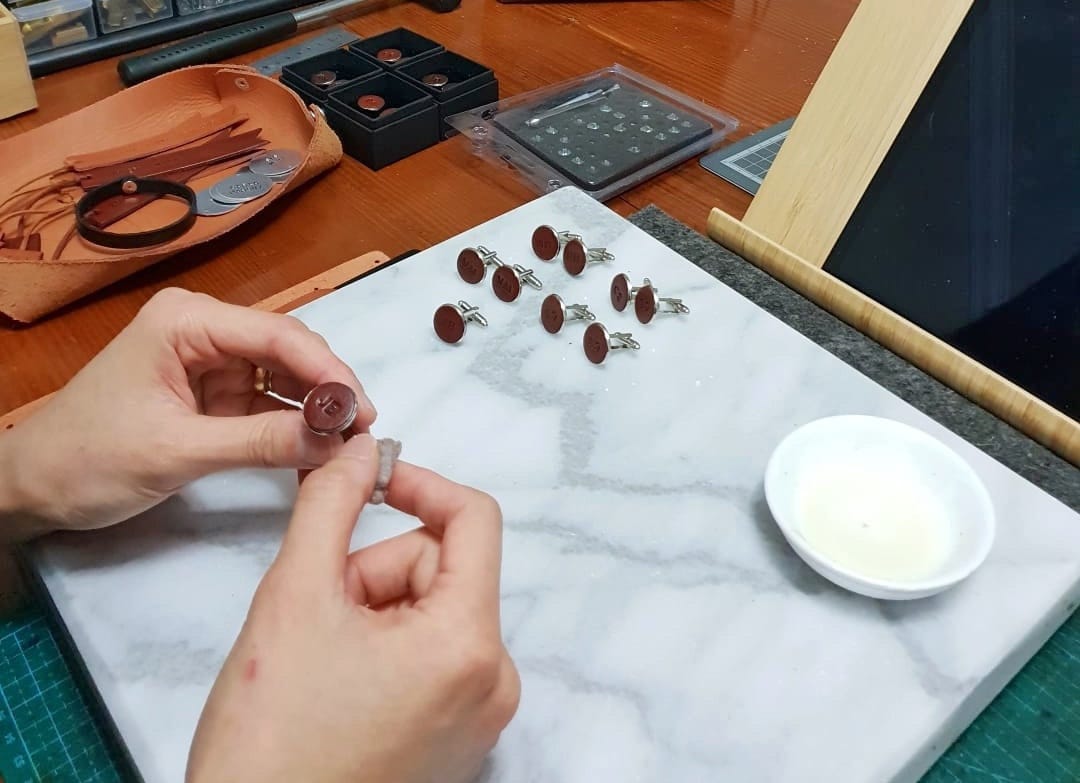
(796, 465, 954, 583)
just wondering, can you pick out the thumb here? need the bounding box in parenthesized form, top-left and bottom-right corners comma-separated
(184, 410, 344, 475)
(276, 434, 381, 589)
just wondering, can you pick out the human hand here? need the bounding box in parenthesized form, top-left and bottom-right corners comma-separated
(187, 434, 520, 783)
(0, 287, 376, 538)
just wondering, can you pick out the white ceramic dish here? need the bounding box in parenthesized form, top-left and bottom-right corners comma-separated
(764, 415, 996, 600)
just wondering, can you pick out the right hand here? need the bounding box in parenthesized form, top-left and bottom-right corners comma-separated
(186, 434, 521, 783)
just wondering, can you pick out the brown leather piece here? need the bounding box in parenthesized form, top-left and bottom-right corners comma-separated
(76, 129, 267, 189)
(0, 66, 343, 323)
(25, 234, 41, 253)
(0, 248, 44, 261)
(65, 106, 244, 172)
(82, 160, 217, 229)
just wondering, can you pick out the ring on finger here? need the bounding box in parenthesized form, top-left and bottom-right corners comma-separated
(254, 367, 274, 395)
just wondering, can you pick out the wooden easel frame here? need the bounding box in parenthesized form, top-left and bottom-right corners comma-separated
(706, 0, 1080, 466)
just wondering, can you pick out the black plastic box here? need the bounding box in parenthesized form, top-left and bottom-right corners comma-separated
(349, 28, 444, 69)
(325, 73, 440, 170)
(398, 50, 499, 138)
(280, 49, 381, 108)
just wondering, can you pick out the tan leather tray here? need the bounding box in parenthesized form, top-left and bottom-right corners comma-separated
(0, 64, 343, 324)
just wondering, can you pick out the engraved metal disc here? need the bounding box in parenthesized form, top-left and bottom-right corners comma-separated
(531, 225, 560, 261)
(302, 382, 358, 435)
(610, 273, 631, 312)
(248, 149, 303, 178)
(311, 70, 338, 87)
(492, 265, 522, 302)
(583, 323, 610, 364)
(357, 94, 386, 113)
(635, 284, 658, 324)
(422, 73, 450, 88)
(457, 248, 487, 284)
(376, 47, 402, 63)
(563, 238, 587, 276)
(434, 304, 466, 343)
(210, 171, 274, 205)
(540, 294, 565, 334)
(196, 188, 239, 217)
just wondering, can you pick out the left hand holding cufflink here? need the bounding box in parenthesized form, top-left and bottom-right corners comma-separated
(0, 287, 377, 538)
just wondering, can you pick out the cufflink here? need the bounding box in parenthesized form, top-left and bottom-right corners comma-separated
(583, 322, 639, 364)
(457, 245, 504, 284)
(563, 237, 614, 277)
(540, 293, 595, 334)
(492, 264, 543, 303)
(633, 280, 689, 324)
(610, 272, 647, 312)
(434, 300, 488, 344)
(531, 224, 581, 261)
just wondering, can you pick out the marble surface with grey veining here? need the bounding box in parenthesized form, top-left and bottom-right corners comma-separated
(29, 187, 1080, 783)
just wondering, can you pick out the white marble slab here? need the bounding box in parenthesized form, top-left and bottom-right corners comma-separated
(30, 187, 1080, 783)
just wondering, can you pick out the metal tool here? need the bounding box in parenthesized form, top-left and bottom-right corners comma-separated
(117, 0, 462, 86)
(525, 84, 620, 127)
(248, 25, 358, 75)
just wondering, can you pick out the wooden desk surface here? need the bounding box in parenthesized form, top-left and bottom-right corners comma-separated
(0, 0, 856, 415)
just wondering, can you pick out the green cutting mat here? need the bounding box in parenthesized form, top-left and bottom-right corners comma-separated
(0, 610, 125, 783)
(0, 600, 1076, 783)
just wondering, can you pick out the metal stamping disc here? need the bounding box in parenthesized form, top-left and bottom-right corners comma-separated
(196, 189, 239, 217)
(248, 149, 303, 179)
(210, 171, 275, 205)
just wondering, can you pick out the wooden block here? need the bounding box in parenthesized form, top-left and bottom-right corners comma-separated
(741, 0, 974, 266)
(0, 4, 37, 121)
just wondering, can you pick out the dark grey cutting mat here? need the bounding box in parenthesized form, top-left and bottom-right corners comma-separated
(698, 117, 794, 195)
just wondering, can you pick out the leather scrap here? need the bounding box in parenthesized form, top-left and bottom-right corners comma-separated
(65, 106, 244, 172)
(77, 129, 267, 189)
(0, 64, 343, 324)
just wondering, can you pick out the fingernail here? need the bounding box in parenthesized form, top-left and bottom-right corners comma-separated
(342, 432, 377, 458)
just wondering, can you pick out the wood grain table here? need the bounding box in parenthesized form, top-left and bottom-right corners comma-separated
(0, 0, 857, 415)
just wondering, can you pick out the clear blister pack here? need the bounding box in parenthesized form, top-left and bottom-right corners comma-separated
(445, 64, 738, 201)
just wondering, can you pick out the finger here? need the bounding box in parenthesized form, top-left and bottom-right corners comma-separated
(276, 434, 380, 589)
(181, 409, 346, 474)
(383, 462, 503, 616)
(153, 290, 377, 428)
(344, 528, 440, 608)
